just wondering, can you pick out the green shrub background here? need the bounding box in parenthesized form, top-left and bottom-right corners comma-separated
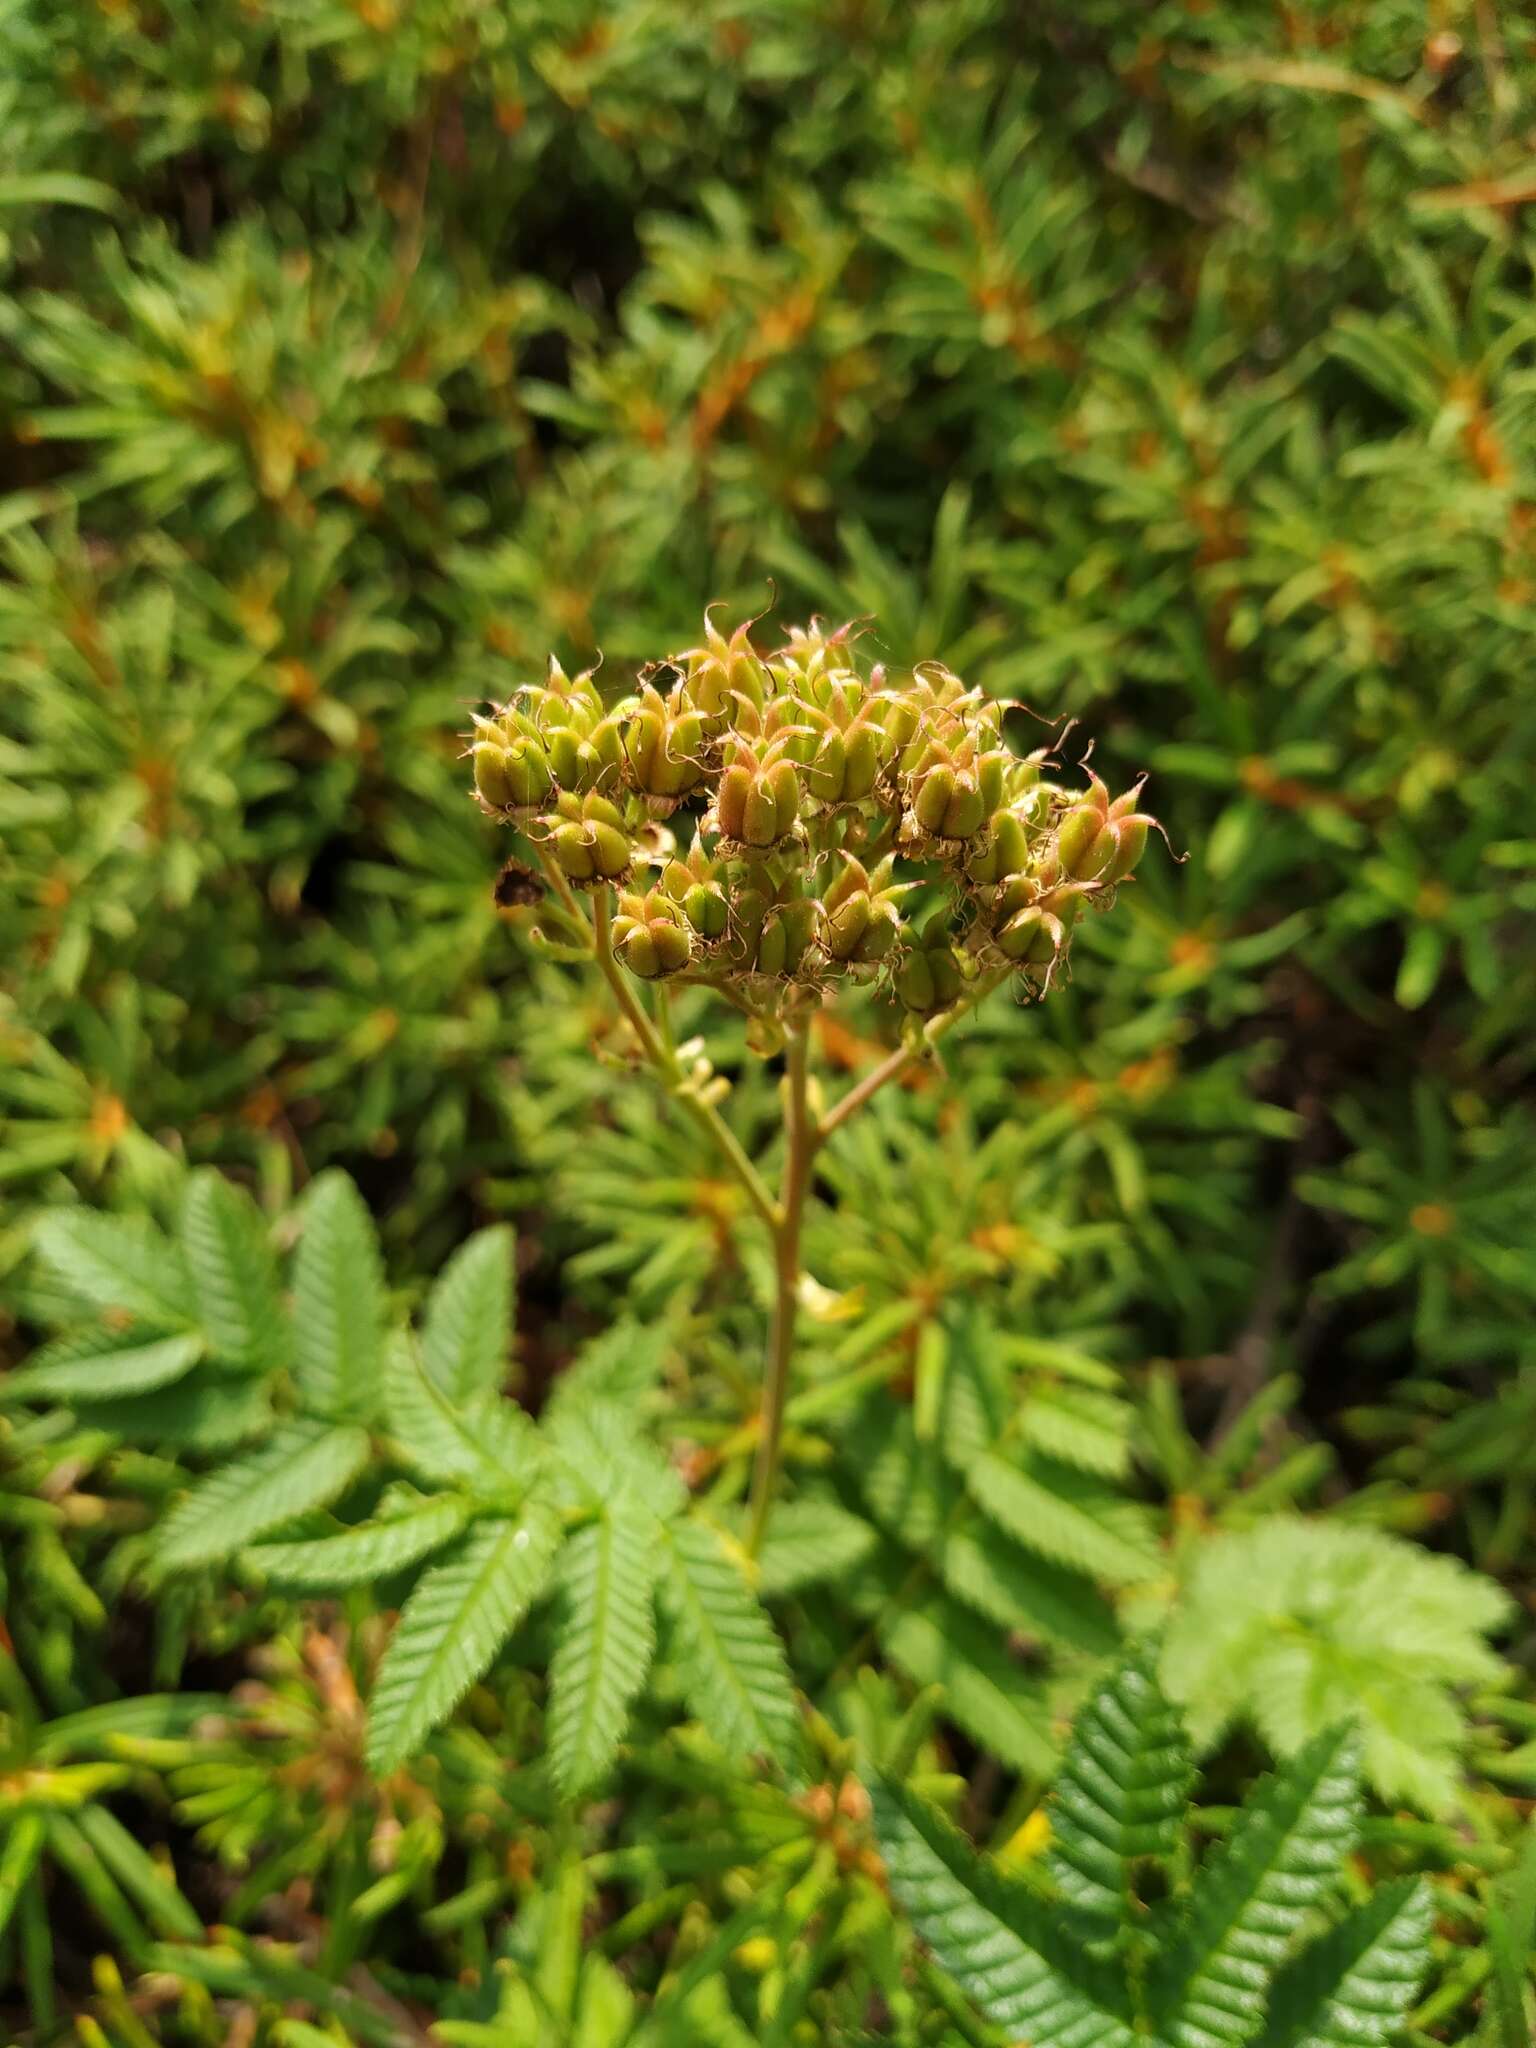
(3, 2, 1536, 2042)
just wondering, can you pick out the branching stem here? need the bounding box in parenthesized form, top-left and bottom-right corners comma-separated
(585, 886, 780, 1234)
(813, 965, 1010, 1151)
(747, 1016, 812, 1559)
(536, 851, 1012, 1553)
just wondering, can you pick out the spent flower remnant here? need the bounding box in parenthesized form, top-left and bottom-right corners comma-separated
(471, 612, 1157, 1036)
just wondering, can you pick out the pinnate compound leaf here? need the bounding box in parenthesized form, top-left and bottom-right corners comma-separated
(1046, 1647, 1194, 1939)
(179, 1170, 289, 1373)
(941, 1521, 1120, 1658)
(292, 1171, 386, 1422)
(881, 1590, 1058, 1779)
(660, 1519, 798, 1770)
(754, 1497, 877, 1597)
(1256, 1877, 1432, 2048)
(384, 1333, 540, 1494)
(245, 1495, 473, 1588)
(966, 1452, 1161, 1587)
(422, 1225, 514, 1404)
(1, 1327, 203, 1404)
(870, 1773, 1140, 2048)
(1161, 1516, 1512, 1813)
(1150, 1725, 1363, 2048)
(545, 1398, 686, 1522)
(547, 1500, 659, 1799)
(155, 1420, 371, 1570)
(545, 1318, 670, 1421)
(367, 1505, 563, 1773)
(71, 1373, 271, 1450)
(32, 1209, 191, 1327)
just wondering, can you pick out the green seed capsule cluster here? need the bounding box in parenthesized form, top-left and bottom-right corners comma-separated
(471, 614, 1155, 1030)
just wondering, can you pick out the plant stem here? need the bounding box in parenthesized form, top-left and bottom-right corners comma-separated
(813, 965, 1010, 1150)
(747, 1017, 813, 1558)
(572, 877, 780, 1234)
(813, 1039, 915, 1148)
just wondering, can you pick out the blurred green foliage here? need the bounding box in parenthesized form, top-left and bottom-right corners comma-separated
(3, 0, 1536, 2041)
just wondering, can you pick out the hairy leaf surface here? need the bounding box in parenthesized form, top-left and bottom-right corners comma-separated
(1046, 1647, 1193, 1938)
(660, 1519, 798, 1770)
(422, 1225, 514, 1404)
(547, 1499, 659, 1798)
(871, 1773, 1140, 2048)
(367, 1504, 564, 1773)
(1150, 1726, 1363, 2048)
(245, 1495, 473, 1588)
(155, 1420, 371, 1570)
(179, 1170, 289, 1374)
(292, 1169, 386, 1421)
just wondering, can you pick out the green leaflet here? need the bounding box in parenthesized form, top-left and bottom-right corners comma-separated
(547, 1499, 659, 1799)
(31, 1208, 191, 1328)
(179, 1170, 289, 1375)
(69, 1371, 272, 1450)
(1255, 1877, 1432, 2048)
(940, 1521, 1121, 1658)
(870, 1773, 1140, 2048)
(366, 1505, 564, 1773)
(244, 1495, 473, 1588)
(0, 1327, 203, 1403)
(754, 1497, 878, 1597)
(70, 1804, 203, 1941)
(0, 1815, 47, 1944)
(880, 1590, 1058, 1781)
(154, 1420, 371, 1570)
(1046, 1646, 1193, 1939)
(965, 1452, 1162, 1587)
(659, 1519, 799, 1771)
(850, 1401, 960, 1550)
(544, 1319, 670, 1422)
(421, 1225, 515, 1404)
(291, 1169, 386, 1422)
(1149, 1726, 1364, 2048)
(1160, 1515, 1513, 1814)
(545, 1397, 687, 1522)
(383, 1332, 541, 1495)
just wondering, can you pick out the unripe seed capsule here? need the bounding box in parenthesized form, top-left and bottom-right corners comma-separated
(882, 696, 919, 748)
(843, 724, 882, 799)
(827, 895, 871, 960)
(651, 919, 692, 974)
(589, 823, 631, 878)
(504, 740, 553, 808)
(546, 728, 581, 785)
(977, 753, 1006, 813)
(742, 778, 781, 847)
(1102, 816, 1149, 884)
(1057, 804, 1114, 880)
(896, 950, 935, 1012)
(767, 759, 801, 836)
(861, 905, 899, 961)
(682, 885, 723, 939)
(942, 773, 986, 838)
(913, 765, 955, 834)
(997, 907, 1056, 963)
(473, 741, 514, 809)
(930, 948, 963, 1006)
(823, 856, 869, 915)
(806, 730, 845, 804)
(622, 927, 662, 978)
(551, 823, 596, 880)
(716, 764, 751, 840)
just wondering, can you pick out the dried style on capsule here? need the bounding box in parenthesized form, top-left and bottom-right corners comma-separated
(470, 612, 1156, 1037)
